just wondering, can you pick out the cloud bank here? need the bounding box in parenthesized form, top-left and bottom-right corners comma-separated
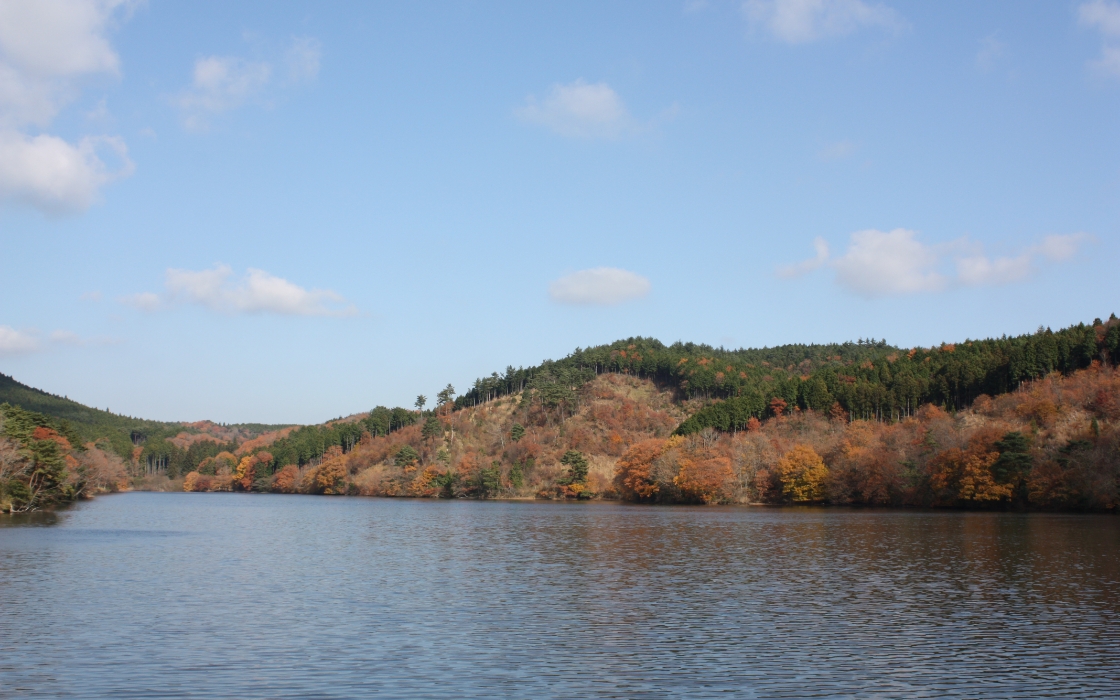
(0, 0, 134, 213)
(124, 265, 356, 317)
(780, 229, 1090, 298)
(743, 0, 905, 44)
(517, 80, 636, 139)
(549, 267, 651, 306)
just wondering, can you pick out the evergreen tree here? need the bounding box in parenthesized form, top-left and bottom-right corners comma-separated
(422, 416, 442, 440)
(559, 450, 589, 485)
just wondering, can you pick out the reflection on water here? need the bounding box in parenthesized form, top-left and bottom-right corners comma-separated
(1, 493, 1118, 698)
(0, 509, 62, 527)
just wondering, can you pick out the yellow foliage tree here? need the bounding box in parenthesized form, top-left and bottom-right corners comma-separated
(314, 459, 348, 495)
(234, 456, 256, 491)
(776, 445, 829, 502)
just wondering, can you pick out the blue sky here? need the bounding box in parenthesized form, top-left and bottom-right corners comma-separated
(1, 0, 1118, 424)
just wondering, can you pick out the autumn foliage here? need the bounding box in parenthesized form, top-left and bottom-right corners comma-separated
(189, 357, 1120, 512)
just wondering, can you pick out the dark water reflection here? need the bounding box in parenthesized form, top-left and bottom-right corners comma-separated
(1, 493, 1118, 698)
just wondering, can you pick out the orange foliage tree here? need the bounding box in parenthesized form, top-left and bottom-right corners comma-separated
(674, 455, 733, 504)
(314, 458, 349, 495)
(927, 446, 1009, 505)
(272, 464, 300, 493)
(615, 439, 668, 500)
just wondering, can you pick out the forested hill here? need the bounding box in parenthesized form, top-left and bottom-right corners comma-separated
(4, 314, 1120, 512)
(0, 373, 289, 460)
(454, 316, 1120, 434)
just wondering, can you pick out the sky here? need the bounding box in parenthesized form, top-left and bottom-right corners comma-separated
(0, 0, 1118, 424)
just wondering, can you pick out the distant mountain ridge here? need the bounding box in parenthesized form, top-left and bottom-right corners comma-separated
(0, 372, 291, 460)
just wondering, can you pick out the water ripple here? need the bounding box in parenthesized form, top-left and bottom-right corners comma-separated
(1, 494, 1117, 698)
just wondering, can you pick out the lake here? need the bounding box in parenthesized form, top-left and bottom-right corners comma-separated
(1, 493, 1118, 698)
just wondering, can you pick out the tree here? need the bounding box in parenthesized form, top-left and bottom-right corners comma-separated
(615, 439, 667, 500)
(422, 416, 443, 440)
(928, 446, 1009, 504)
(559, 450, 589, 485)
(802, 378, 833, 412)
(272, 464, 300, 493)
(437, 384, 455, 411)
(992, 431, 1031, 487)
(314, 458, 348, 495)
(477, 461, 502, 498)
(776, 445, 828, 502)
(234, 455, 257, 491)
(395, 445, 419, 467)
(415, 395, 427, 412)
(510, 423, 525, 442)
(675, 455, 733, 504)
(508, 460, 524, 489)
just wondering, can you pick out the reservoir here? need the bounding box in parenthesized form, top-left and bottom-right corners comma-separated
(2, 493, 1118, 698)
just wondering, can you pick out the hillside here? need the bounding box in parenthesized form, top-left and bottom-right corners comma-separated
(4, 316, 1120, 512)
(0, 372, 294, 463)
(180, 317, 1120, 512)
(173, 359, 1119, 511)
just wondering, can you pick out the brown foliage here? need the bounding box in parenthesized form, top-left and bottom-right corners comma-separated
(674, 454, 733, 504)
(76, 445, 128, 495)
(272, 464, 300, 493)
(313, 455, 349, 495)
(927, 447, 1008, 505)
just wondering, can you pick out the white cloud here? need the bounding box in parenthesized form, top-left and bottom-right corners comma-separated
(955, 253, 1031, 286)
(0, 325, 110, 354)
(176, 37, 321, 129)
(286, 37, 321, 84)
(176, 56, 271, 128)
(832, 229, 946, 297)
(127, 264, 356, 317)
(1034, 233, 1089, 261)
(778, 236, 830, 277)
(1080, 1, 1120, 76)
(743, 0, 904, 44)
(119, 291, 161, 312)
(549, 267, 651, 306)
(0, 131, 132, 212)
(1080, 0, 1120, 36)
(0, 0, 132, 213)
(517, 80, 635, 139)
(0, 0, 124, 127)
(0, 325, 39, 355)
(781, 230, 1089, 298)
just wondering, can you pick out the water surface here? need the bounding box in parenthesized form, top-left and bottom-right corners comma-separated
(2, 493, 1118, 698)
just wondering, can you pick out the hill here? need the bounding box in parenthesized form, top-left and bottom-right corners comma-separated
(0, 372, 294, 459)
(4, 315, 1120, 512)
(183, 316, 1120, 512)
